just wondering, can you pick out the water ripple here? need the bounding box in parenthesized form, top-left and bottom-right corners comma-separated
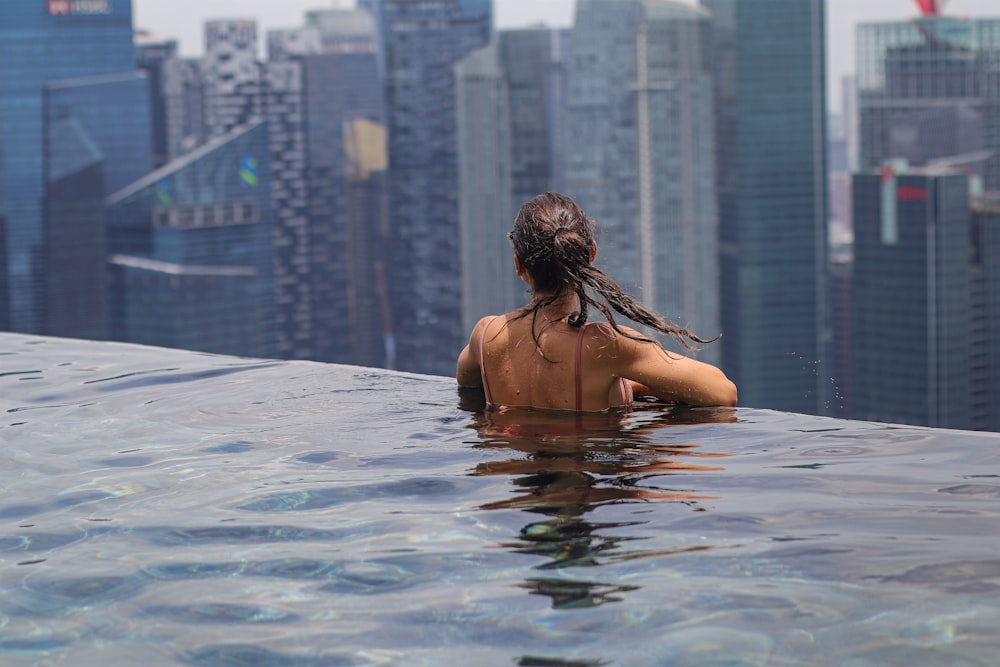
(239, 477, 462, 512)
(182, 644, 356, 667)
(145, 603, 299, 624)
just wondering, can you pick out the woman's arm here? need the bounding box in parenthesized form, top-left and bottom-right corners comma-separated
(615, 329, 737, 407)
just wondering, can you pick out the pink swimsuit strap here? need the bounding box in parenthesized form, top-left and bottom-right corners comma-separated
(574, 323, 586, 411)
(478, 316, 500, 407)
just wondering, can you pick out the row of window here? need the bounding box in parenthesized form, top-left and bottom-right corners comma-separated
(153, 202, 258, 229)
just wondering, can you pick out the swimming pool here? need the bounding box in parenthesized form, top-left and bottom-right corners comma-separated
(2, 333, 999, 666)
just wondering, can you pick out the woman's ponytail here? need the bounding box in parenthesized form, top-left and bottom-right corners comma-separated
(509, 192, 717, 352)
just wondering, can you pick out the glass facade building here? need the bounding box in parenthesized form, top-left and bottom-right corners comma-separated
(565, 0, 719, 363)
(372, 0, 492, 375)
(852, 170, 972, 429)
(303, 51, 384, 366)
(703, 0, 828, 412)
(203, 20, 262, 139)
(106, 121, 277, 358)
(135, 32, 178, 168)
(43, 71, 151, 340)
(0, 0, 147, 334)
(162, 56, 207, 161)
(971, 199, 1000, 432)
(265, 13, 384, 364)
(857, 16, 1000, 189)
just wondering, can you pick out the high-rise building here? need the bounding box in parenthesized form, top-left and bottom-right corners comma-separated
(162, 57, 207, 160)
(304, 50, 385, 366)
(263, 55, 313, 360)
(43, 71, 152, 340)
(565, 0, 719, 363)
(203, 20, 262, 139)
(265, 10, 384, 364)
(372, 0, 492, 375)
(304, 7, 379, 54)
(857, 14, 1000, 189)
(0, 179, 7, 332)
(0, 1, 150, 335)
(456, 28, 569, 335)
(344, 118, 389, 368)
(703, 0, 828, 412)
(135, 31, 179, 168)
(971, 198, 1000, 432)
(852, 168, 972, 429)
(106, 122, 277, 358)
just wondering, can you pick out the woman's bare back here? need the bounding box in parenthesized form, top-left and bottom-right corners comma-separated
(475, 315, 631, 411)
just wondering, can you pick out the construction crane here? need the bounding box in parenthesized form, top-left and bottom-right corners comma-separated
(912, 0, 950, 47)
(914, 0, 948, 17)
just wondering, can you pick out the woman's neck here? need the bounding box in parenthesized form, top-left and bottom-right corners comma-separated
(529, 290, 579, 321)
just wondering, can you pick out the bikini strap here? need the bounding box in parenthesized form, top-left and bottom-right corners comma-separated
(479, 316, 499, 406)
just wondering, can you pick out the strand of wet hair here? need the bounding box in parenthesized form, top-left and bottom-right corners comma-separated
(551, 225, 712, 349)
(510, 260, 715, 354)
(572, 263, 716, 350)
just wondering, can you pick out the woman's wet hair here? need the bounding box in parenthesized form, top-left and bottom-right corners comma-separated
(509, 191, 714, 350)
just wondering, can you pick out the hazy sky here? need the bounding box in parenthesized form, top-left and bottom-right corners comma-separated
(134, 0, 1000, 111)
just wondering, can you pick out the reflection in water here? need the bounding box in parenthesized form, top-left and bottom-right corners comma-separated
(464, 398, 735, 608)
(518, 577, 639, 610)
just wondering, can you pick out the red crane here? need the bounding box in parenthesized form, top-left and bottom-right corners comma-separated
(914, 0, 948, 17)
(912, 0, 949, 47)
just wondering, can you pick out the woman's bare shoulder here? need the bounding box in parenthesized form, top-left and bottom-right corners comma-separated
(584, 322, 651, 347)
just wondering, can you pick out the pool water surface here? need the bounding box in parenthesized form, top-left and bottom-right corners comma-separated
(2, 333, 999, 666)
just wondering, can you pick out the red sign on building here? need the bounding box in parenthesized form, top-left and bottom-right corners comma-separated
(897, 185, 928, 202)
(47, 0, 112, 16)
(46, 0, 71, 15)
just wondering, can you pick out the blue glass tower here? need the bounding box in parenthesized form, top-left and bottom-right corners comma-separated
(852, 169, 972, 429)
(0, 0, 149, 334)
(106, 122, 277, 358)
(703, 0, 828, 413)
(372, 0, 492, 375)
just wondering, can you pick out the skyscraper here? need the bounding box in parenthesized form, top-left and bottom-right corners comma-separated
(43, 71, 151, 340)
(265, 9, 384, 364)
(343, 118, 389, 368)
(971, 198, 1000, 432)
(135, 31, 178, 168)
(162, 56, 207, 160)
(203, 20, 262, 139)
(703, 0, 828, 412)
(565, 0, 719, 363)
(372, 0, 492, 375)
(857, 14, 1000, 189)
(106, 122, 277, 358)
(0, 1, 150, 334)
(852, 168, 972, 429)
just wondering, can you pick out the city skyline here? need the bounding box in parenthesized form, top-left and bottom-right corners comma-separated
(134, 0, 1000, 110)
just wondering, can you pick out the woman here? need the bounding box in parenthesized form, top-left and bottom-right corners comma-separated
(457, 192, 736, 411)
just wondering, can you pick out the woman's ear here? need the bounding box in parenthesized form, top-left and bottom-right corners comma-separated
(590, 240, 597, 262)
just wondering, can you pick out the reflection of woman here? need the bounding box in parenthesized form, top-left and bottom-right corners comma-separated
(471, 406, 732, 510)
(466, 404, 734, 573)
(457, 192, 736, 411)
